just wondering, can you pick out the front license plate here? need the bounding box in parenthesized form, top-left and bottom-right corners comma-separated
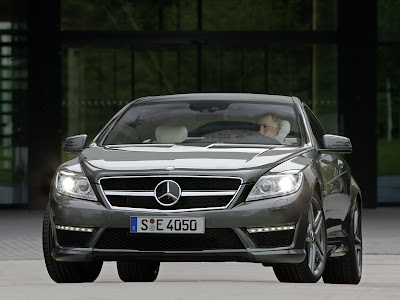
(130, 217, 205, 234)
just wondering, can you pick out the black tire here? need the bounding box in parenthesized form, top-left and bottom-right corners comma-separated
(43, 203, 103, 283)
(117, 261, 160, 282)
(322, 200, 362, 284)
(273, 192, 327, 283)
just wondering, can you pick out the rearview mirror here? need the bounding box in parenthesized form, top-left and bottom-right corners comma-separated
(63, 134, 87, 154)
(320, 134, 352, 154)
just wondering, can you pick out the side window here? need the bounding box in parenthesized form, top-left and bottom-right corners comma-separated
(304, 106, 326, 147)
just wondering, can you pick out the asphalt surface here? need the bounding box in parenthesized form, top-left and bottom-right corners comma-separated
(1, 256, 400, 299)
(0, 207, 400, 299)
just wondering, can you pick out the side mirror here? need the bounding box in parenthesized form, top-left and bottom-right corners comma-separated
(320, 134, 352, 154)
(63, 134, 87, 154)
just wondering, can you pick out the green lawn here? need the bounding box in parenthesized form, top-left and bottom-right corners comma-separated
(378, 138, 400, 176)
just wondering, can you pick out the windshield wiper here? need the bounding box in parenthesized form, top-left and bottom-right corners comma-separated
(205, 143, 282, 149)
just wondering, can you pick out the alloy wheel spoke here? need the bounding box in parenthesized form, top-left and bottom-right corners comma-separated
(307, 198, 325, 275)
(313, 211, 322, 230)
(353, 204, 363, 274)
(314, 214, 323, 235)
(354, 205, 362, 246)
(315, 237, 324, 255)
(306, 224, 313, 243)
(354, 209, 359, 234)
(308, 244, 316, 272)
(315, 243, 324, 262)
(309, 204, 315, 226)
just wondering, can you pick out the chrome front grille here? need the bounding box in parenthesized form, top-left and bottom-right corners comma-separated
(99, 176, 242, 211)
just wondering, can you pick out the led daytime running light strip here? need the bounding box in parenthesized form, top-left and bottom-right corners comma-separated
(56, 225, 94, 233)
(247, 225, 295, 233)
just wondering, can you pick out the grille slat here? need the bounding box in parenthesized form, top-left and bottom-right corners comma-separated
(107, 195, 233, 210)
(100, 176, 241, 210)
(95, 228, 245, 250)
(250, 230, 295, 248)
(101, 177, 241, 191)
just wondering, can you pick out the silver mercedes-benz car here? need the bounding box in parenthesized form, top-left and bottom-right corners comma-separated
(43, 93, 362, 284)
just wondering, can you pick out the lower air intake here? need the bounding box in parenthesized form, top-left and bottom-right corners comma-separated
(56, 230, 94, 248)
(250, 230, 295, 248)
(95, 228, 245, 251)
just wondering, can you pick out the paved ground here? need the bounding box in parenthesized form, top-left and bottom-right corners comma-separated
(0, 208, 399, 299)
(0, 210, 43, 260)
(1, 256, 400, 299)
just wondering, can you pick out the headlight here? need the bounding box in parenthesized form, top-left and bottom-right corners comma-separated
(246, 172, 303, 201)
(55, 170, 97, 201)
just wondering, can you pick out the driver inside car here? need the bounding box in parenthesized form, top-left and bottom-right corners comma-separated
(258, 115, 282, 139)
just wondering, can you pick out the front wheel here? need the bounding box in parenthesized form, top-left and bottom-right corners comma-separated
(117, 261, 160, 282)
(323, 200, 362, 284)
(43, 203, 103, 283)
(273, 192, 327, 283)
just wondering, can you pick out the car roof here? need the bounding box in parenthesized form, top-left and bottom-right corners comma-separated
(134, 93, 295, 104)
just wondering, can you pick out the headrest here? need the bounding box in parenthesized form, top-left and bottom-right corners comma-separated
(275, 120, 290, 144)
(155, 125, 188, 143)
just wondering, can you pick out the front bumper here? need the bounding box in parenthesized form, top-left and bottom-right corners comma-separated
(52, 247, 306, 264)
(49, 187, 310, 265)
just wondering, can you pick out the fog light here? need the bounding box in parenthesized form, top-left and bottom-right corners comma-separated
(247, 225, 295, 233)
(56, 225, 94, 233)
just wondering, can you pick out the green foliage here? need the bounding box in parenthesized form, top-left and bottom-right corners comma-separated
(378, 139, 400, 176)
(202, 0, 313, 31)
(61, 0, 340, 32)
(61, 0, 197, 30)
(377, 1, 400, 176)
(378, 0, 400, 42)
(377, 46, 400, 140)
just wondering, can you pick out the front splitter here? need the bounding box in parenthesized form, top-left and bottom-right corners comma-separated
(52, 247, 306, 264)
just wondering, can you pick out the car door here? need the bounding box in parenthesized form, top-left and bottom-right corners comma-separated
(303, 105, 352, 237)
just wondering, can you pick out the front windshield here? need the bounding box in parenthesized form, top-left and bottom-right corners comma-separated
(102, 100, 302, 146)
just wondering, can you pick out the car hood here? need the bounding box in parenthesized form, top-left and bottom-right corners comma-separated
(80, 144, 307, 173)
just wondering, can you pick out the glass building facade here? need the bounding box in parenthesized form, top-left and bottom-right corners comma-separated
(60, 0, 338, 159)
(0, 0, 28, 205)
(377, 0, 400, 204)
(1, 0, 396, 208)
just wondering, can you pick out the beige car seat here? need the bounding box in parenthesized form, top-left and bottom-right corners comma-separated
(155, 125, 188, 143)
(275, 120, 290, 144)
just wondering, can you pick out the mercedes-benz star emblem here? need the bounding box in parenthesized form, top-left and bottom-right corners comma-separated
(154, 180, 182, 207)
